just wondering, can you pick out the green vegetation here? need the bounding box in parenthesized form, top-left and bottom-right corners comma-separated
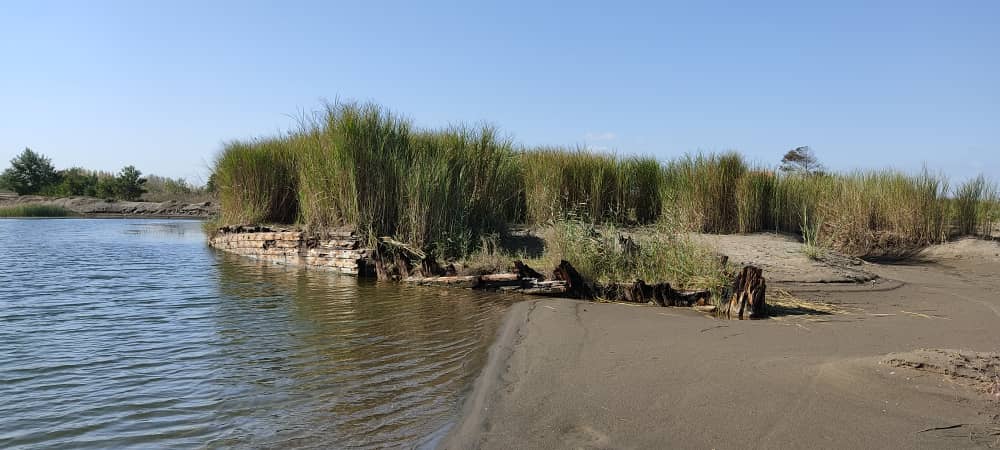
(536, 220, 729, 292)
(218, 101, 521, 257)
(521, 149, 663, 224)
(143, 175, 214, 203)
(662, 152, 750, 233)
(0, 149, 211, 202)
(214, 137, 299, 224)
(213, 100, 998, 266)
(0, 204, 74, 217)
(1, 148, 59, 195)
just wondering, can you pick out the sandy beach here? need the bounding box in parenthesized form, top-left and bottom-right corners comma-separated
(443, 237, 1000, 449)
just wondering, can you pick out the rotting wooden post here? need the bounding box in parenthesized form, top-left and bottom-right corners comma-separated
(725, 265, 767, 319)
(553, 260, 591, 298)
(513, 260, 546, 281)
(624, 279, 652, 303)
(420, 255, 446, 277)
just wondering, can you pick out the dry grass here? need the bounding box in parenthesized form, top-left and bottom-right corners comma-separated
(767, 289, 856, 317)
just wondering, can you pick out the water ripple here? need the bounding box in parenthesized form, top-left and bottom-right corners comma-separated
(0, 219, 514, 449)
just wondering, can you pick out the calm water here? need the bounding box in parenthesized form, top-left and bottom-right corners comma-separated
(0, 219, 514, 449)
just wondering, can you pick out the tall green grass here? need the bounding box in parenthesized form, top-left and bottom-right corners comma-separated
(0, 204, 74, 217)
(520, 148, 663, 224)
(662, 152, 748, 233)
(814, 170, 950, 257)
(214, 137, 298, 225)
(214, 100, 998, 259)
(954, 175, 999, 236)
(215, 101, 522, 258)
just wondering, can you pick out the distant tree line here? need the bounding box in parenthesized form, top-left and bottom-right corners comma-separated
(0, 148, 214, 202)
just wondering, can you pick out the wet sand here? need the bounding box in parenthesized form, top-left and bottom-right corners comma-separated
(443, 243, 1000, 449)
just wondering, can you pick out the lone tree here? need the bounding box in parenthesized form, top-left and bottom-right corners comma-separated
(779, 146, 823, 175)
(115, 165, 147, 201)
(0, 148, 60, 195)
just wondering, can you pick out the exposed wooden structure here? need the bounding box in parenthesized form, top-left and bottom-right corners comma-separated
(723, 265, 767, 319)
(212, 226, 768, 319)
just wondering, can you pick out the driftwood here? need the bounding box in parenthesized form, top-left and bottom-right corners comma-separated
(480, 273, 522, 289)
(521, 280, 569, 295)
(723, 265, 767, 319)
(369, 236, 766, 319)
(378, 236, 426, 259)
(553, 260, 592, 298)
(514, 260, 546, 281)
(375, 237, 428, 281)
(603, 280, 712, 306)
(419, 255, 446, 277)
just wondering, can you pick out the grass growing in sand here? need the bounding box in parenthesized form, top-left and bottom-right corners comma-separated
(455, 220, 733, 299)
(539, 220, 729, 291)
(213, 99, 999, 264)
(0, 204, 74, 217)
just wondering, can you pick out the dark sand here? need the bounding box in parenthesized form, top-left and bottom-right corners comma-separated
(443, 241, 1000, 449)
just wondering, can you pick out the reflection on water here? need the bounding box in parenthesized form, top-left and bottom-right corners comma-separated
(0, 219, 515, 449)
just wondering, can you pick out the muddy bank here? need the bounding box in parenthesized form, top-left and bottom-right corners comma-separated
(0, 195, 217, 218)
(443, 256, 1000, 449)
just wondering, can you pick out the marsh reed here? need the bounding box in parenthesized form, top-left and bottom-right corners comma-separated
(214, 100, 998, 259)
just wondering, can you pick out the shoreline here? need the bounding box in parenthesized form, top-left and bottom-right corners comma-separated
(441, 300, 540, 449)
(440, 259, 1000, 449)
(0, 214, 208, 220)
(0, 195, 217, 219)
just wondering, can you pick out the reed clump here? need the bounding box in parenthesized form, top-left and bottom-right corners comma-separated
(0, 204, 74, 217)
(659, 153, 977, 257)
(215, 101, 522, 258)
(214, 137, 299, 225)
(214, 100, 998, 260)
(520, 148, 663, 225)
(662, 152, 749, 233)
(954, 175, 999, 237)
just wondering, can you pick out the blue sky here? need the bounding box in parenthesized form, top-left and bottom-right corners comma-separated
(1, 1, 997, 183)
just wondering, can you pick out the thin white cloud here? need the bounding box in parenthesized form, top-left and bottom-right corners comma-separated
(584, 131, 616, 141)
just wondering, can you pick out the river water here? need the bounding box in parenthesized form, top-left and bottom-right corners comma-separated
(0, 219, 514, 449)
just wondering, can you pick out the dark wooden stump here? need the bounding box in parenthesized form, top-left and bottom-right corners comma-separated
(724, 265, 767, 319)
(513, 260, 546, 281)
(623, 280, 653, 303)
(419, 255, 446, 277)
(393, 253, 412, 280)
(553, 260, 591, 298)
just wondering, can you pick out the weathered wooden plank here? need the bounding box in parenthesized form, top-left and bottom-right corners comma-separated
(480, 273, 520, 282)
